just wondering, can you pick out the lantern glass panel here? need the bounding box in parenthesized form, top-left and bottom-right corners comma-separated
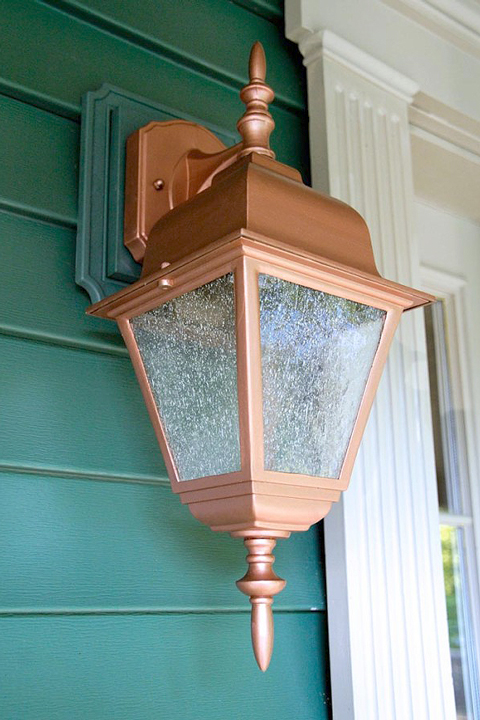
(130, 273, 241, 481)
(258, 274, 385, 478)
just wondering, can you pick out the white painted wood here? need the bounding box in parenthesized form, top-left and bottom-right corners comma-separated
(284, 23, 457, 719)
(410, 121, 480, 223)
(384, 0, 480, 59)
(438, 511, 473, 527)
(409, 96, 480, 158)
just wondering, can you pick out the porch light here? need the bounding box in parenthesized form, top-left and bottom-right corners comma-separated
(87, 42, 433, 671)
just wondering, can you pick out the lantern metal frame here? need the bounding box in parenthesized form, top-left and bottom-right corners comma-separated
(90, 230, 410, 530)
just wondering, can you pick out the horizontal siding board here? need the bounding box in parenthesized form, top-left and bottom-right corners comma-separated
(0, 613, 329, 719)
(0, 13, 308, 220)
(41, 0, 303, 108)
(0, 2, 307, 171)
(0, 94, 79, 225)
(0, 105, 306, 347)
(0, 472, 325, 611)
(271, 109, 310, 181)
(232, 0, 284, 21)
(0, 88, 308, 231)
(0, 211, 125, 353)
(0, 334, 163, 478)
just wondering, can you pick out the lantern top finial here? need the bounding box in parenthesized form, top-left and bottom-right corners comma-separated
(237, 42, 275, 159)
(249, 40, 267, 81)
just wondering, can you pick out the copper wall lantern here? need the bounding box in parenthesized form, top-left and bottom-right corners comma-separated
(88, 43, 433, 671)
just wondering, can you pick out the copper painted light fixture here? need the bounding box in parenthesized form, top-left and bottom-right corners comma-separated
(88, 43, 433, 671)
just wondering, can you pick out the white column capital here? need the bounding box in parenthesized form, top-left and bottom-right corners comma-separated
(296, 29, 419, 104)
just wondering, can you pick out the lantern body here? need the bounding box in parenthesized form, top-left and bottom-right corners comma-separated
(89, 152, 431, 536)
(91, 227, 412, 535)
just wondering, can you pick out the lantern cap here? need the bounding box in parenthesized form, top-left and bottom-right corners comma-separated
(141, 151, 380, 279)
(88, 149, 433, 320)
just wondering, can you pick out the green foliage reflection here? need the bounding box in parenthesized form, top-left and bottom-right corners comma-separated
(441, 525, 460, 649)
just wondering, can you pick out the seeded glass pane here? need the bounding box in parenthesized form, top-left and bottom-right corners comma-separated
(130, 274, 240, 481)
(259, 274, 385, 478)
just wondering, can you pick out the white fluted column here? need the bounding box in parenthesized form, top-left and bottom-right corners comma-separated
(286, 24, 456, 720)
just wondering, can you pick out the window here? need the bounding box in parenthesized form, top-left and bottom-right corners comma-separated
(425, 301, 480, 720)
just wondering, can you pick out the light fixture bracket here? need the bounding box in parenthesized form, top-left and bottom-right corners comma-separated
(124, 120, 242, 263)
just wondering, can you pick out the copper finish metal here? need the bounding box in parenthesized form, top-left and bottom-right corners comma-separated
(140, 153, 381, 278)
(88, 41, 436, 670)
(124, 120, 227, 262)
(237, 42, 275, 159)
(236, 538, 285, 671)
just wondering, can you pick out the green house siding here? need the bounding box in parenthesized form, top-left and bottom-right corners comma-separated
(0, 2, 330, 717)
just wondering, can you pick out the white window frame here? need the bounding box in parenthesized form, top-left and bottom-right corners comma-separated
(421, 265, 480, 718)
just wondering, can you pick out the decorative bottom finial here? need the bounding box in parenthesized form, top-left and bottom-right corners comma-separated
(236, 538, 286, 671)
